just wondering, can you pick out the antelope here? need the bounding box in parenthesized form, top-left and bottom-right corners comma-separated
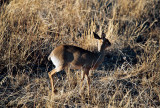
(48, 32, 111, 94)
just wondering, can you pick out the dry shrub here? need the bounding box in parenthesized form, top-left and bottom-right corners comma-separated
(0, 0, 160, 107)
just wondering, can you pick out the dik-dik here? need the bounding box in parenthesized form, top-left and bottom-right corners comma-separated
(48, 32, 111, 94)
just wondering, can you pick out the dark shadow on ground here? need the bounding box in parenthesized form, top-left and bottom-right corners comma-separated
(102, 46, 137, 71)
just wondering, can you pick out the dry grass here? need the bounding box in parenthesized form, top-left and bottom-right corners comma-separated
(0, 0, 160, 107)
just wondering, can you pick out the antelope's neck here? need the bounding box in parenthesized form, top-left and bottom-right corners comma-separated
(100, 43, 106, 52)
(92, 52, 105, 69)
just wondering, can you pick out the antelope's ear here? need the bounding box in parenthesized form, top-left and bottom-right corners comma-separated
(93, 32, 101, 40)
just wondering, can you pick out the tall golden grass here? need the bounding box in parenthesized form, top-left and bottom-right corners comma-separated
(0, 0, 160, 107)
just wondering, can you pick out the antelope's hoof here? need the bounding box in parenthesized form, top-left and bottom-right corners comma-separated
(52, 89, 58, 94)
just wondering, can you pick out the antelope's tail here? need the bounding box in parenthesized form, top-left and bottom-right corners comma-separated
(48, 54, 51, 61)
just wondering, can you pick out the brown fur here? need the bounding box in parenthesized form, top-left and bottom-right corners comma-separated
(48, 32, 111, 94)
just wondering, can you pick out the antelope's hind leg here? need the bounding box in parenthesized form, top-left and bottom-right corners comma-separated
(48, 65, 64, 94)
